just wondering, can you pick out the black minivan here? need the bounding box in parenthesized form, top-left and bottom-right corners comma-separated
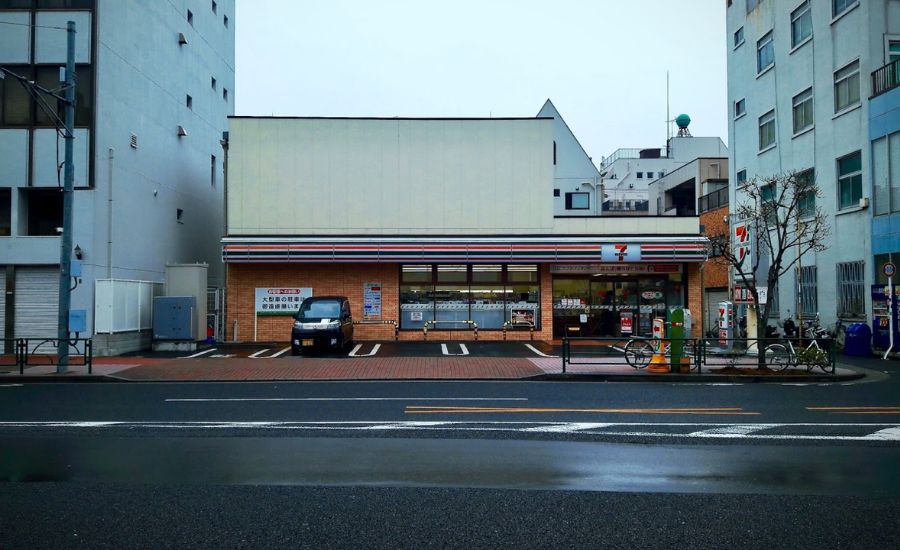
(291, 296, 354, 354)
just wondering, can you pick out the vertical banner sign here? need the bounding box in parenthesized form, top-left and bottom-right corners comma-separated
(255, 288, 312, 316)
(620, 311, 634, 334)
(733, 223, 752, 279)
(363, 282, 382, 319)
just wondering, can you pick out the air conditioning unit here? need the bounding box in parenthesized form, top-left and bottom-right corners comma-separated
(859, 197, 869, 208)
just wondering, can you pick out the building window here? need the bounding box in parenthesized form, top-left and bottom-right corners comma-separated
(212, 0, 217, 13)
(636, 172, 643, 179)
(796, 169, 815, 218)
(792, 87, 814, 134)
(832, 0, 857, 18)
(187, 9, 193, 26)
(1, 65, 33, 126)
(399, 264, 540, 330)
(734, 26, 744, 48)
(176, 208, 184, 223)
(758, 110, 776, 151)
(834, 60, 860, 113)
(553, 189, 560, 197)
(736, 169, 748, 186)
(565, 192, 589, 210)
(186, 94, 193, 109)
(0, 188, 10, 236)
(734, 98, 746, 118)
(757, 31, 774, 73)
(211, 77, 217, 90)
(760, 182, 777, 225)
(22, 188, 62, 236)
(837, 151, 862, 209)
(552, 141, 556, 165)
(1, 65, 94, 128)
(837, 261, 865, 318)
(211, 155, 217, 187)
(768, 279, 780, 318)
(873, 132, 900, 216)
(646, 172, 654, 179)
(659, 170, 665, 178)
(791, 1, 812, 48)
(796, 265, 818, 318)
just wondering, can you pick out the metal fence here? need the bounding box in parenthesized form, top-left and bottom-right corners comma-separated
(698, 187, 729, 213)
(94, 279, 163, 334)
(4, 338, 93, 374)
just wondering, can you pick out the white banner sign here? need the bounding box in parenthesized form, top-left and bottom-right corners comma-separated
(255, 288, 312, 316)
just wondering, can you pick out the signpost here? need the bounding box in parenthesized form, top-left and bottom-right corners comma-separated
(253, 287, 313, 342)
(884, 263, 896, 359)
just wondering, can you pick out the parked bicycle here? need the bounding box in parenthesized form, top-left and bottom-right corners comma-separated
(623, 337, 696, 370)
(764, 328, 833, 373)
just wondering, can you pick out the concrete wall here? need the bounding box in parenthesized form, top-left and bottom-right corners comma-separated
(227, 117, 554, 235)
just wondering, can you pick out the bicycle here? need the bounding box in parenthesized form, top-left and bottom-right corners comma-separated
(623, 337, 695, 370)
(764, 335, 833, 373)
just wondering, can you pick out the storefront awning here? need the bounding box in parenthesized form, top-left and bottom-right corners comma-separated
(222, 236, 708, 263)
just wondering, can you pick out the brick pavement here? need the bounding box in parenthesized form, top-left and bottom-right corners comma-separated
(113, 357, 545, 381)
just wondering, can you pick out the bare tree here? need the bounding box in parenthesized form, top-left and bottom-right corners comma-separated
(710, 171, 830, 369)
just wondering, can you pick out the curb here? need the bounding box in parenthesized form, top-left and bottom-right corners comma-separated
(0, 375, 123, 383)
(528, 371, 865, 383)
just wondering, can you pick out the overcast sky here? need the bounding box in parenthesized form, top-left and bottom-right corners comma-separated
(235, 0, 728, 160)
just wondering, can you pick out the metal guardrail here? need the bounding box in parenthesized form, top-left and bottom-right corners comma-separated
(502, 321, 534, 341)
(423, 320, 479, 340)
(698, 187, 728, 213)
(11, 338, 93, 374)
(872, 58, 900, 99)
(353, 320, 399, 341)
(560, 335, 836, 374)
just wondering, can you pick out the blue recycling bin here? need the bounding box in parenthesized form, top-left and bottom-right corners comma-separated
(844, 323, 872, 357)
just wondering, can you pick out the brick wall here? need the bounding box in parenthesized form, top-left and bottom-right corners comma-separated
(700, 205, 730, 289)
(226, 263, 554, 342)
(686, 263, 703, 338)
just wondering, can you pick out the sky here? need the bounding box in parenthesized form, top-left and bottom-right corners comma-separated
(235, 0, 728, 161)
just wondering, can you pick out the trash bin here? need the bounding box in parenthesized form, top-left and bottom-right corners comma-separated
(844, 323, 872, 357)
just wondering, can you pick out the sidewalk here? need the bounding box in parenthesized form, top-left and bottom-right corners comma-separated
(0, 347, 873, 383)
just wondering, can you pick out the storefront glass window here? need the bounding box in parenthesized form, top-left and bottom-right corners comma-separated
(399, 264, 540, 330)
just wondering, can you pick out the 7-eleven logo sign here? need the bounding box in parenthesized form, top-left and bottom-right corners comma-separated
(602, 244, 641, 263)
(733, 223, 752, 274)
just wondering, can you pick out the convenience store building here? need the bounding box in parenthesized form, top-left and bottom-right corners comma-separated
(222, 111, 707, 342)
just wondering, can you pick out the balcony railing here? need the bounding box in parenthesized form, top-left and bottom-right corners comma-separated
(699, 187, 729, 213)
(872, 58, 900, 99)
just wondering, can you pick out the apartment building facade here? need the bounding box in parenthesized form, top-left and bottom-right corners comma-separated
(0, 0, 234, 354)
(726, 0, 900, 326)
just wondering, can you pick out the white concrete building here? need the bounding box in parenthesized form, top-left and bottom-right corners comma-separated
(598, 134, 728, 216)
(0, 0, 234, 354)
(726, 0, 900, 326)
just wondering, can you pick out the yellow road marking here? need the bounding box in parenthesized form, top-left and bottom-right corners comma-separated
(405, 406, 760, 415)
(807, 406, 900, 414)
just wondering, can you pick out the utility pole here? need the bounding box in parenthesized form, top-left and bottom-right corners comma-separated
(56, 21, 76, 372)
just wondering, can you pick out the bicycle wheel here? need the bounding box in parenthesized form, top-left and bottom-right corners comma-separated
(806, 348, 833, 373)
(764, 343, 791, 371)
(624, 339, 653, 369)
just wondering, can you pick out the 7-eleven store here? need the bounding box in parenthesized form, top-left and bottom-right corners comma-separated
(222, 236, 707, 342)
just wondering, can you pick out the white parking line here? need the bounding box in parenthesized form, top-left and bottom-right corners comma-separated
(349, 343, 381, 357)
(180, 348, 216, 359)
(524, 344, 558, 358)
(270, 347, 292, 358)
(248, 348, 271, 358)
(441, 343, 469, 356)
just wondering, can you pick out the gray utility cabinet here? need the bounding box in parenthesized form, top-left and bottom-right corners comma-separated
(153, 296, 197, 340)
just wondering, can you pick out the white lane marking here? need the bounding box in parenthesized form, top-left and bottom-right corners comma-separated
(165, 397, 529, 402)
(248, 348, 271, 358)
(270, 347, 292, 358)
(210, 354, 236, 358)
(440, 343, 469, 356)
(0, 384, 24, 387)
(524, 344, 558, 358)
(348, 343, 381, 357)
(181, 348, 216, 359)
(2, 421, 898, 443)
(688, 424, 778, 437)
(523, 422, 613, 433)
(862, 427, 900, 441)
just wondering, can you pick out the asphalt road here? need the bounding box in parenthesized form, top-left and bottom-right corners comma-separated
(2, 376, 899, 548)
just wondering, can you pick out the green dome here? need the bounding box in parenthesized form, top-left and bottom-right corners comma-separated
(675, 114, 691, 129)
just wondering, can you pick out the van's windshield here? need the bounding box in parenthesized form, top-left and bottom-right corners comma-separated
(296, 300, 341, 320)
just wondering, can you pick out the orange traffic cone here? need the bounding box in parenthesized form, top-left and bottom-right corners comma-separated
(647, 340, 669, 373)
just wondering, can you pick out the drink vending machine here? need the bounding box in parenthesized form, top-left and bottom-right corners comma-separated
(718, 301, 734, 351)
(871, 284, 900, 349)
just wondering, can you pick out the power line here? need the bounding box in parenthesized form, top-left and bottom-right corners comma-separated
(0, 20, 68, 31)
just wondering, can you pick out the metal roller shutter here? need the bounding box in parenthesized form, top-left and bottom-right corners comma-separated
(0, 271, 5, 354)
(14, 267, 60, 351)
